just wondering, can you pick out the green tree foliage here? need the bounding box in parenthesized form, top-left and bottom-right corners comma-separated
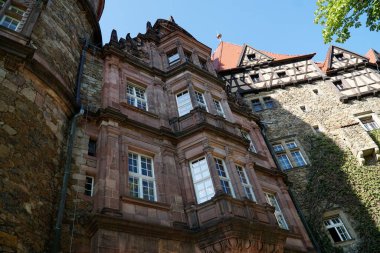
(315, 0, 380, 43)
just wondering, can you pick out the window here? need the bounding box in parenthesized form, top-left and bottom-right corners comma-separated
(0, 15, 19, 30)
(252, 99, 263, 112)
(0, 0, 6, 8)
(0, 3, 26, 31)
(324, 217, 352, 243)
(213, 99, 225, 118)
(194, 90, 208, 111)
(334, 53, 344, 61)
(167, 49, 180, 66)
(277, 71, 287, 78)
(126, 84, 147, 110)
(84, 176, 94, 196)
(250, 74, 260, 83)
(264, 192, 289, 230)
(247, 53, 256, 61)
(241, 130, 257, 153)
(190, 157, 215, 204)
(128, 152, 156, 201)
(359, 116, 380, 131)
(333, 80, 344, 90)
(88, 139, 96, 156)
(176, 90, 193, 116)
(273, 141, 307, 170)
(263, 97, 274, 109)
(236, 165, 256, 201)
(199, 58, 208, 71)
(214, 158, 234, 196)
(184, 51, 192, 63)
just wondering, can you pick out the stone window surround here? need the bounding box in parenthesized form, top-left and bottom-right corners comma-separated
(188, 151, 259, 204)
(84, 175, 95, 197)
(251, 95, 276, 112)
(264, 191, 289, 230)
(128, 151, 157, 202)
(355, 112, 380, 132)
(126, 82, 148, 111)
(323, 209, 356, 246)
(174, 82, 229, 120)
(271, 138, 309, 170)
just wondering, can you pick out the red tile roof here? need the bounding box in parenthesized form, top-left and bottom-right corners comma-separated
(212, 42, 314, 71)
(366, 49, 380, 64)
(212, 42, 243, 71)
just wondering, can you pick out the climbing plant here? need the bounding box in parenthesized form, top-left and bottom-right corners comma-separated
(293, 134, 380, 253)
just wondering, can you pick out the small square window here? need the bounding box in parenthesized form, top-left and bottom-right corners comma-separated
(334, 53, 344, 61)
(247, 53, 256, 61)
(88, 139, 96, 156)
(199, 58, 208, 71)
(167, 49, 180, 66)
(324, 216, 352, 243)
(252, 99, 263, 112)
(251, 74, 260, 83)
(195, 91, 208, 111)
(333, 80, 344, 90)
(273, 144, 285, 153)
(84, 176, 94, 196)
(277, 71, 287, 78)
(263, 97, 274, 109)
(285, 142, 298, 149)
(359, 116, 380, 131)
(184, 51, 192, 63)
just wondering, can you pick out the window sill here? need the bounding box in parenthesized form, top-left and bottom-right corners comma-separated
(120, 195, 170, 211)
(120, 100, 159, 119)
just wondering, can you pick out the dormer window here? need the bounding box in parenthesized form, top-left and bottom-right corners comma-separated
(334, 53, 344, 61)
(251, 74, 260, 83)
(167, 49, 180, 66)
(277, 71, 287, 78)
(184, 50, 192, 63)
(199, 58, 208, 71)
(333, 80, 344, 90)
(247, 53, 256, 61)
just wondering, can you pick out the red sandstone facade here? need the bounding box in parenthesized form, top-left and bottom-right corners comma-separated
(76, 18, 315, 252)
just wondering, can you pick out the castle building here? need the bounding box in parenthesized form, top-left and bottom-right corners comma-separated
(0, 1, 378, 253)
(213, 42, 380, 252)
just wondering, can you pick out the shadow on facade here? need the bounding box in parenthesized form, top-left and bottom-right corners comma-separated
(259, 97, 380, 253)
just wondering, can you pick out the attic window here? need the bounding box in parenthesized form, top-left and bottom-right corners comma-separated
(251, 74, 260, 83)
(247, 53, 256, 61)
(277, 71, 287, 78)
(167, 49, 180, 66)
(334, 53, 344, 61)
(199, 58, 208, 71)
(333, 80, 344, 90)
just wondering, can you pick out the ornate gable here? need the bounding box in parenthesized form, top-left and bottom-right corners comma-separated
(329, 46, 368, 70)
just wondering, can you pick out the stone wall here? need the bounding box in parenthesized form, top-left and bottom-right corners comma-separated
(0, 56, 67, 252)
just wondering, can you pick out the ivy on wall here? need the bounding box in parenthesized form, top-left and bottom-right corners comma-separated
(289, 134, 380, 253)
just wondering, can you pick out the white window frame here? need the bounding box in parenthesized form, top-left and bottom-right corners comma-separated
(0, 15, 20, 31)
(194, 90, 208, 111)
(8, 5, 25, 16)
(190, 157, 215, 204)
(213, 99, 225, 118)
(167, 50, 180, 66)
(126, 83, 148, 111)
(252, 99, 263, 112)
(176, 90, 193, 116)
(128, 152, 156, 201)
(236, 165, 256, 201)
(214, 158, 235, 197)
(358, 115, 380, 131)
(273, 140, 307, 170)
(264, 192, 289, 230)
(84, 176, 94, 197)
(324, 216, 352, 243)
(241, 130, 257, 153)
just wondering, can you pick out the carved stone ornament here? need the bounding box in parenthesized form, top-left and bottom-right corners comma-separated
(200, 237, 283, 253)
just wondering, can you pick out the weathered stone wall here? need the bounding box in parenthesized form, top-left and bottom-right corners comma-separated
(0, 56, 67, 252)
(31, 0, 97, 94)
(244, 75, 380, 252)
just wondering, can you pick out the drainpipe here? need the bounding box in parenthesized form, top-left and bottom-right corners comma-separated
(52, 38, 88, 253)
(258, 122, 321, 253)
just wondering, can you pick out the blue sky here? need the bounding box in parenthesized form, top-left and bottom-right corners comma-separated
(99, 0, 379, 62)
